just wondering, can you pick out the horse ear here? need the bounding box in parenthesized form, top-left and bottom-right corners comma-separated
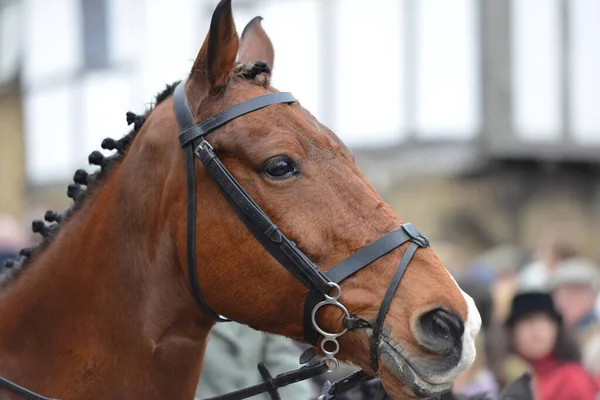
(190, 0, 239, 88)
(239, 16, 274, 69)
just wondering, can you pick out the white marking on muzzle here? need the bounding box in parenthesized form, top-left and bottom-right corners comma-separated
(427, 272, 482, 384)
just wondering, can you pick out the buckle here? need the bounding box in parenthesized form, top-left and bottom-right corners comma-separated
(193, 140, 216, 166)
(401, 223, 429, 248)
(194, 139, 213, 155)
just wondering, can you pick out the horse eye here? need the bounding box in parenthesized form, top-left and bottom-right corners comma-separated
(262, 156, 299, 180)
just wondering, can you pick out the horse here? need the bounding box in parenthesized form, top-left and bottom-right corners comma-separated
(0, 1, 481, 399)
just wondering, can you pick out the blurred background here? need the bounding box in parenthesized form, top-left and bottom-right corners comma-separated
(1, 0, 600, 398)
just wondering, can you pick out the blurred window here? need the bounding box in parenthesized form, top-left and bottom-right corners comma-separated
(511, 0, 562, 142)
(569, 0, 600, 144)
(81, 0, 109, 70)
(413, 0, 480, 141)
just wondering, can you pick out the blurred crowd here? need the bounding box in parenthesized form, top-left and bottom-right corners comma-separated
(2, 212, 600, 400)
(0, 214, 33, 266)
(195, 232, 600, 400)
(450, 234, 600, 399)
(197, 229, 600, 399)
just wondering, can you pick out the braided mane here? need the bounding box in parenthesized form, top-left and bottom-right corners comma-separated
(0, 81, 180, 286)
(0, 61, 272, 287)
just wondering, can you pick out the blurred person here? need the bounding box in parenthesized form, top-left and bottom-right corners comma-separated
(195, 322, 316, 400)
(518, 233, 580, 292)
(453, 334, 499, 399)
(587, 337, 600, 386)
(499, 291, 598, 400)
(462, 246, 522, 329)
(548, 257, 600, 381)
(595, 251, 600, 318)
(462, 246, 533, 387)
(0, 214, 27, 265)
(470, 245, 528, 287)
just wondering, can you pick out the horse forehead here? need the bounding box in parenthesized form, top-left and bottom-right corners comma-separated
(224, 84, 343, 146)
(279, 107, 352, 157)
(234, 106, 343, 156)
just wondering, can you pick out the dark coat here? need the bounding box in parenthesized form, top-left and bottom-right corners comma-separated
(498, 373, 533, 400)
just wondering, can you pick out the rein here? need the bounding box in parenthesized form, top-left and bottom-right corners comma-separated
(0, 80, 430, 400)
(0, 377, 58, 400)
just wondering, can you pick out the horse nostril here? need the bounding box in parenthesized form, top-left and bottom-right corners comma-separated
(420, 308, 464, 346)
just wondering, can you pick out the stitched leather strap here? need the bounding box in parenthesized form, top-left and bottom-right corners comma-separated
(370, 242, 420, 372)
(303, 227, 409, 343)
(302, 224, 427, 344)
(0, 77, 433, 400)
(173, 78, 431, 377)
(203, 362, 329, 400)
(179, 90, 297, 147)
(318, 370, 373, 399)
(0, 376, 58, 400)
(257, 363, 281, 400)
(301, 223, 429, 375)
(326, 228, 410, 283)
(174, 79, 333, 321)
(196, 143, 332, 294)
(175, 80, 229, 321)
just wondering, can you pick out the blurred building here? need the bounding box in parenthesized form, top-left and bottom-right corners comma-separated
(1, 0, 600, 264)
(0, 0, 25, 219)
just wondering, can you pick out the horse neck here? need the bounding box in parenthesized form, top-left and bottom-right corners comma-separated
(0, 157, 212, 399)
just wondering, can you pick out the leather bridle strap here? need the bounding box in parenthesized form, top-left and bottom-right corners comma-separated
(174, 80, 333, 319)
(302, 223, 429, 372)
(302, 224, 428, 344)
(369, 241, 420, 372)
(175, 80, 228, 320)
(175, 78, 431, 372)
(195, 143, 332, 294)
(0, 80, 432, 400)
(178, 89, 299, 146)
(0, 376, 58, 400)
(173, 77, 431, 395)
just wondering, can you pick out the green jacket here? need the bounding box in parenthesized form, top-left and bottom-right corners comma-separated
(195, 322, 317, 400)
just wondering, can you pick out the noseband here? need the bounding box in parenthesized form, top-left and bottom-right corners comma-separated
(174, 80, 430, 377)
(0, 80, 430, 400)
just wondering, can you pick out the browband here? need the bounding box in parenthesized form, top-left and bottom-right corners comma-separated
(179, 89, 297, 147)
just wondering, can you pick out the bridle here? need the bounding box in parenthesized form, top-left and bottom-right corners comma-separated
(173, 79, 430, 398)
(0, 79, 430, 400)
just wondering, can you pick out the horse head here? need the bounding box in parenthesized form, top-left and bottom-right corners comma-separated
(137, 1, 481, 397)
(0, 1, 480, 398)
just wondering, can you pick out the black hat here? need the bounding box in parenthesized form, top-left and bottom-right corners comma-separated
(505, 291, 562, 327)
